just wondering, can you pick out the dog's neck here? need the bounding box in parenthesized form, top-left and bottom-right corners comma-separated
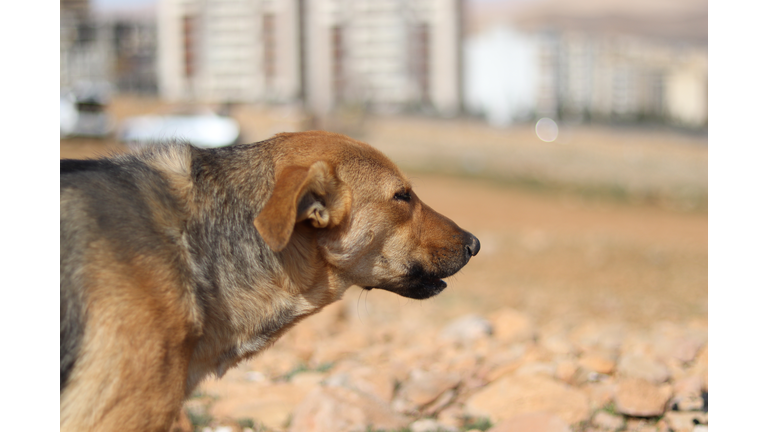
(175, 145, 352, 393)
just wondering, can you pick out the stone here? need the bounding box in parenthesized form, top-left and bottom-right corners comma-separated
(440, 314, 493, 344)
(579, 352, 616, 375)
(487, 412, 571, 432)
(663, 412, 707, 432)
(199, 376, 319, 431)
(424, 389, 457, 417)
(325, 366, 396, 403)
(464, 375, 590, 424)
(514, 361, 556, 378)
(396, 369, 462, 408)
(488, 308, 535, 343)
(591, 411, 624, 431)
(655, 336, 705, 364)
(437, 406, 464, 429)
(673, 376, 702, 399)
(671, 395, 704, 412)
(289, 385, 409, 432)
(690, 345, 708, 392)
(583, 382, 616, 410)
(624, 419, 656, 432)
(555, 360, 578, 383)
(410, 418, 459, 432)
(541, 333, 578, 356)
(310, 328, 370, 365)
(617, 353, 670, 384)
(569, 322, 625, 353)
(614, 378, 672, 417)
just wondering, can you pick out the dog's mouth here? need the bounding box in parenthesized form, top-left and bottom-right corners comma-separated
(363, 264, 451, 300)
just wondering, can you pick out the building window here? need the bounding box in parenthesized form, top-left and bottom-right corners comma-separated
(263, 13, 276, 86)
(331, 25, 345, 102)
(410, 23, 430, 104)
(183, 15, 195, 78)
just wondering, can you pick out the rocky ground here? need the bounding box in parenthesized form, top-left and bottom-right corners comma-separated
(169, 298, 707, 432)
(62, 96, 707, 432)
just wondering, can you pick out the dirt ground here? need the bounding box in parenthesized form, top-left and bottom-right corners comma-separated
(60, 96, 707, 333)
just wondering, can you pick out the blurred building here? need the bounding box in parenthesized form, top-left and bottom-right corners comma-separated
(157, 0, 463, 116)
(534, 30, 707, 128)
(61, 0, 113, 88)
(464, 0, 708, 128)
(158, 0, 302, 103)
(61, 0, 159, 94)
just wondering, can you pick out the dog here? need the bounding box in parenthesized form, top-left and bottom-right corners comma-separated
(60, 130, 480, 431)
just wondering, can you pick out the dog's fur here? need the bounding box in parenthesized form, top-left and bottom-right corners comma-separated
(60, 131, 480, 431)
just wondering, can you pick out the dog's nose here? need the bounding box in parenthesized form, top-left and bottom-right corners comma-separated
(465, 233, 481, 258)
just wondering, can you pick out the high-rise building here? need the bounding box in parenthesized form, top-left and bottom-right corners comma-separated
(158, 0, 302, 103)
(157, 0, 462, 116)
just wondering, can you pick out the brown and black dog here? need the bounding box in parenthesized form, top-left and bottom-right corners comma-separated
(60, 131, 480, 431)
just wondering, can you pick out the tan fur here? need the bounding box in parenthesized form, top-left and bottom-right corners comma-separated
(60, 131, 479, 431)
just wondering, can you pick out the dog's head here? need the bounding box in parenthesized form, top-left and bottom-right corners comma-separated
(254, 131, 480, 300)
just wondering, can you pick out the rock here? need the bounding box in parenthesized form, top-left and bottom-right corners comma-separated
(410, 418, 459, 432)
(396, 369, 462, 409)
(201, 380, 315, 431)
(591, 411, 624, 431)
(514, 361, 556, 378)
(655, 336, 705, 364)
(465, 375, 590, 424)
(624, 419, 656, 432)
(541, 333, 578, 356)
(583, 382, 616, 410)
(488, 308, 535, 343)
(673, 376, 702, 399)
(555, 360, 578, 383)
(423, 389, 457, 417)
(617, 353, 670, 383)
(569, 322, 625, 353)
(310, 328, 370, 365)
(663, 412, 707, 432)
(487, 412, 571, 432)
(325, 366, 396, 403)
(440, 314, 493, 344)
(614, 378, 672, 417)
(290, 371, 326, 388)
(671, 395, 704, 412)
(579, 352, 616, 375)
(289, 385, 408, 432)
(690, 345, 708, 392)
(437, 406, 465, 429)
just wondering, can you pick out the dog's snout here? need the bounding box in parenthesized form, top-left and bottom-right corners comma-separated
(464, 233, 481, 258)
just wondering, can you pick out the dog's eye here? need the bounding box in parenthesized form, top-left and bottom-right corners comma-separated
(394, 191, 411, 203)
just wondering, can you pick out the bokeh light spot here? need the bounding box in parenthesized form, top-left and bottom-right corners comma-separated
(535, 117, 559, 142)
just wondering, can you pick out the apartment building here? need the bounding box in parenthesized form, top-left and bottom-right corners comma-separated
(464, 0, 707, 128)
(157, 0, 462, 116)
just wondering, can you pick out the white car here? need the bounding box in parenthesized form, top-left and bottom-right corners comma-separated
(120, 108, 240, 148)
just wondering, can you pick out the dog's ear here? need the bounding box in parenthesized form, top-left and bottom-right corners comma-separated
(254, 161, 350, 252)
